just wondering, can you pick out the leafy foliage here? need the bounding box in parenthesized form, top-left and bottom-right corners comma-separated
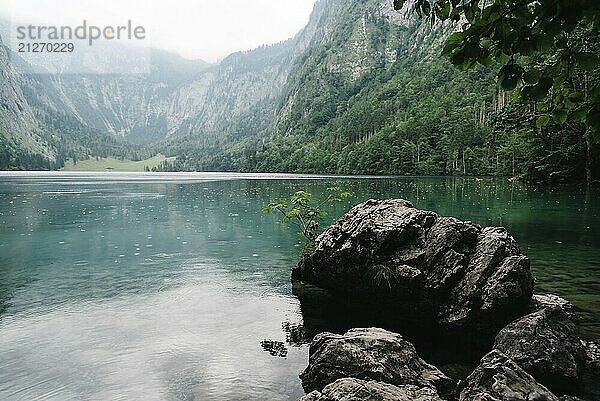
(394, 0, 600, 129)
(3, 0, 598, 183)
(262, 188, 351, 242)
(241, 0, 599, 183)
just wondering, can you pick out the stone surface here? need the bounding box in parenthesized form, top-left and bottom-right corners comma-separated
(294, 199, 534, 336)
(298, 378, 443, 401)
(533, 294, 576, 318)
(299, 328, 454, 397)
(582, 340, 600, 400)
(460, 350, 559, 401)
(493, 303, 585, 394)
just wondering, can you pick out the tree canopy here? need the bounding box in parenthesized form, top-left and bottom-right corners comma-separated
(394, 0, 600, 131)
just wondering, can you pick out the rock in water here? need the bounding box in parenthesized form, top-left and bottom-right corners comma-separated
(582, 340, 600, 400)
(299, 328, 455, 397)
(460, 350, 559, 401)
(294, 199, 534, 338)
(493, 295, 585, 394)
(532, 294, 576, 318)
(298, 378, 443, 401)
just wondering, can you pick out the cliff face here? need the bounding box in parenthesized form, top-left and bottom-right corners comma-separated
(0, 0, 458, 169)
(36, 43, 295, 144)
(0, 35, 53, 163)
(273, 0, 451, 137)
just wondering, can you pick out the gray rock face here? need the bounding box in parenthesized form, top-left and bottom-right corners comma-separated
(0, 44, 52, 160)
(294, 199, 534, 336)
(493, 302, 585, 393)
(299, 328, 454, 397)
(582, 340, 599, 368)
(460, 350, 559, 401)
(582, 340, 600, 400)
(533, 294, 576, 318)
(298, 378, 443, 401)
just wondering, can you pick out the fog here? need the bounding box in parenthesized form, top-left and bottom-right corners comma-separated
(0, 0, 317, 62)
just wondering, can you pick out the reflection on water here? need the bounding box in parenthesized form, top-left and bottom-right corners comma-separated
(0, 172, 599, 400)
(0, 274, 306, 401)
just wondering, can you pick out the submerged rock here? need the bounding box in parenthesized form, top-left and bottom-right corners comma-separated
(299, 328, 455, 397)
(493, 303, 585, 394)
(298, 378, 443, 401)
(294, 199, 534, 339)
(460, 350, 559, 401)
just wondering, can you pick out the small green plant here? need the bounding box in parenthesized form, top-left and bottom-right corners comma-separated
(262, 187, 351, 243)
(365, 263, 399, 290)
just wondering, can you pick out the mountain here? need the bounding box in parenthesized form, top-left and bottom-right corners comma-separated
(240, 0, 596, 182)
(242, 0, 500, 175)
(0, 34, 51, 168)
(0, 0, 596, 181)
(0, 0, 326, 170)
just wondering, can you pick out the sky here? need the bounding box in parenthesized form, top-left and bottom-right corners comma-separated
(0, 0, 317, 62)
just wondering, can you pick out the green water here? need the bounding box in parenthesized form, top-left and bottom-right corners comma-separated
(0, 172, 598, 400)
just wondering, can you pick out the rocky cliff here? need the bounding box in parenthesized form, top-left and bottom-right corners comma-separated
(1, 0, 479, 170)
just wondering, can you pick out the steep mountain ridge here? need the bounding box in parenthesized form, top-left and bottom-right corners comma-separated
(241, 0, 502, 175)
(1, 0, 492, 172)
(0, 0, 343, 169)
(3, 0, 559, 178)
(0, 34, 56, 167)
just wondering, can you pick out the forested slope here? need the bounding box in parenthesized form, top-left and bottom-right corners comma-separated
(240, 0, 598, 182)
(0, 0, 597, 182)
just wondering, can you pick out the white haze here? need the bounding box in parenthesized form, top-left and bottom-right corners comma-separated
(0, 0, 317, 62)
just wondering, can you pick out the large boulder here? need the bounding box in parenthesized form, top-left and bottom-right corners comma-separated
(493, 294, 586, 394)
(582, 340, 600, 400)
(294, 199, 534, 338)
(532, 294, 576, 318)
(299, 328, 455, 397)
(460, 350, 559, 401)
(298, 378, 443, 401)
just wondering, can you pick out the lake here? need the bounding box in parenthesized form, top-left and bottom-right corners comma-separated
(0, 172, 599, 401)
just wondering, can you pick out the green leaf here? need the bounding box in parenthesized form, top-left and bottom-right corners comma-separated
(464, 2, 479, 23)
(495, 52, 510, 64)
(516, 39, 536, 56)
(498, 64, 522, 91)
(533, 34, 553, 52)
(393, 0, 406, 10)
(536, 115, 550, 129)
(442, 41, 460, 57)
(568, 92, 584, 102)
(553, 109, 568, 124)
(481, 4, 502, 22)
(521, 81, 550, 101)
(450, 5, 463, 21)
(571, 108, 587, 122)
(500, 75, 519, 91)
(522, 77, 553, 101)
(434, 1, 451, 20)
(575, 52, 600, 72)
(285, 209, 300, 219)
(523, 69, 541, 85)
